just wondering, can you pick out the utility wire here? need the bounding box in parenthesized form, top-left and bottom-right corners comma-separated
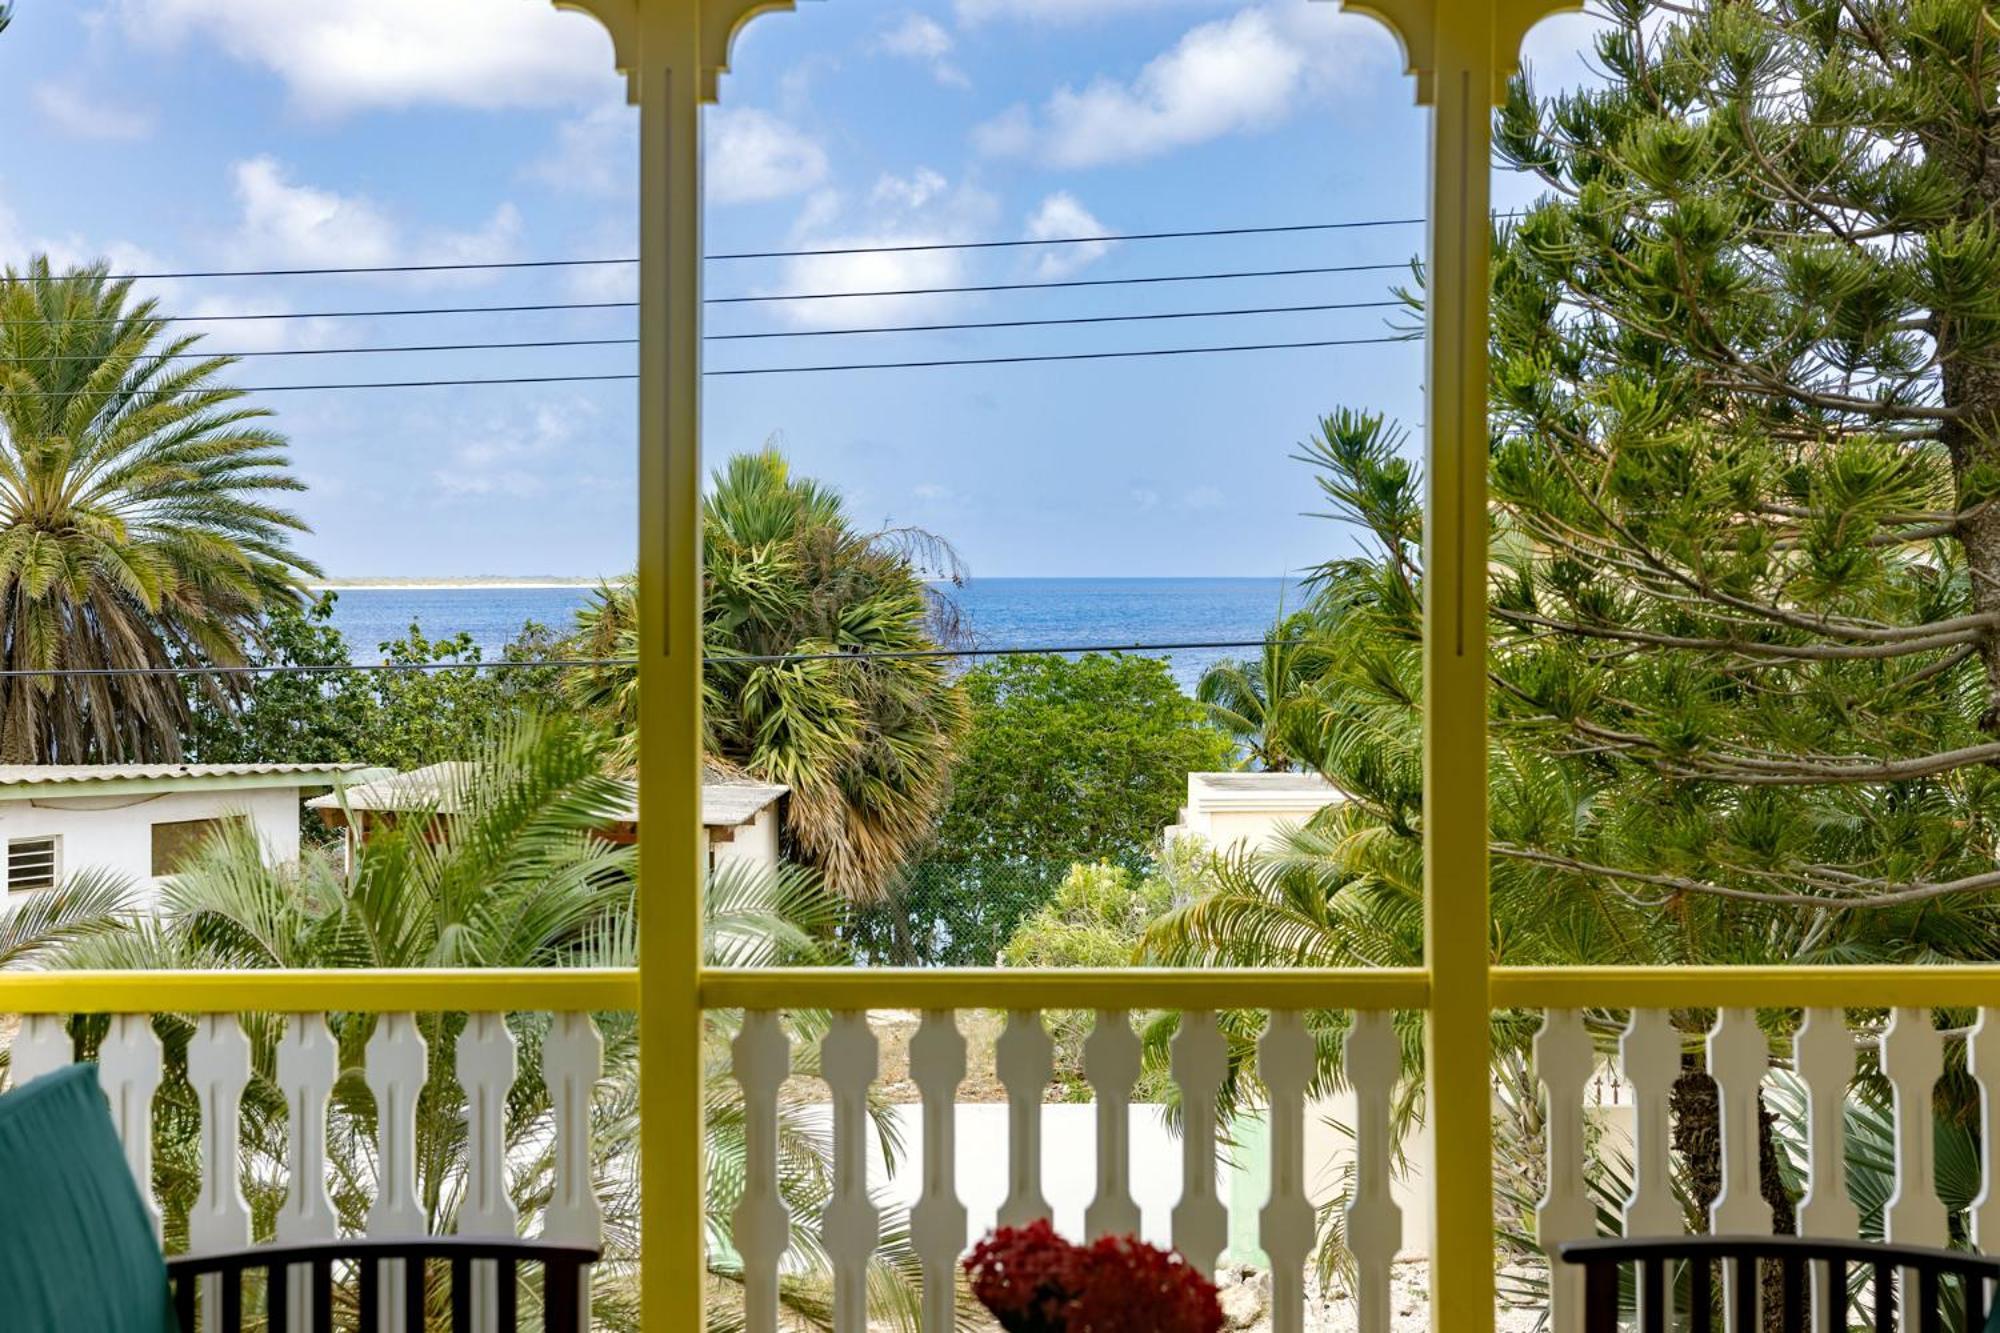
(0, 638, 1305, 680)
(707, 262, 1410, 305)
(46, 262, 1411, 327)
(703, 335, 1409, 378)
(188, 333, 1407, 392)
(28, 217, 1431, 282)
(12, 300, 1413, 362)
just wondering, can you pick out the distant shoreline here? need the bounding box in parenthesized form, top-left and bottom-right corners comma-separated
(310, 578, 602, 591)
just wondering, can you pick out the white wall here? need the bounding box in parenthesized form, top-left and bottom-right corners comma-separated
(0, 787, 305, 912)
(711, 805, 781, 875)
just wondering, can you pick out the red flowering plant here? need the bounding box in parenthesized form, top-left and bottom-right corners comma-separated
(962, 1219, 1223, 1333)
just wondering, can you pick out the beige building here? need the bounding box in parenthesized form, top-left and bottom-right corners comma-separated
(309, 762, 788, 874)
(1165, 770, 1342, 853)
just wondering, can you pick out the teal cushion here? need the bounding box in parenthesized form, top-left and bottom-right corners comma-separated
(0, 1063, 177, 1332)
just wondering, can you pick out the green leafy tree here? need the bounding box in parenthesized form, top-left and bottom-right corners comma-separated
(0, 257, 316, 762)
(565, 447, 967, 901)
(859, 653, 1230, 966)
(1481, 0, 2000, 920)
(185, 593, 562, 778)
(999, 856, 1194, 1100)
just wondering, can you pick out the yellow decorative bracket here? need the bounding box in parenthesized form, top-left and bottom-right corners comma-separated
(1316, 0, 1578, 104)
(553, 0, 818, 102)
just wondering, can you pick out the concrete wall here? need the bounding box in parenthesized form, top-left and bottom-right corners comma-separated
(0, 787, 305, 911)
(844, 1101, 1434, 1263)
(711, 805, 781, 875)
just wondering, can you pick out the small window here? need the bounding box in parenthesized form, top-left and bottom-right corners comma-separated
(7, 837, 58, 893)
(150, 817, 245, 877)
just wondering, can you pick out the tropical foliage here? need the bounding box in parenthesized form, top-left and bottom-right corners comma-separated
(0, 257, 316, 762)
(43, 714, 930, 1331)
(565, 447, 967, 902)
(856, 653, 1231, 965)
(1194, 611, 1329, 772)
(184, 591, 562, 780)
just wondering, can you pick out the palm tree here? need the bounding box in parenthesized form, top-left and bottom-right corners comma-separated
(566, 447, 967, 901)
(1195, 610, 1330, 771)
(0, 256, 317, 763)
(53, 713, 931, 1330)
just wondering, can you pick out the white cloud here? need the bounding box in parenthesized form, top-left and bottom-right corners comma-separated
(115, 0, 613, 115)
(1022, 192, 1114, 280)
(32, 83, 155, 140)
(229, 157, 522, 278)
(434, 401, 588, 499)
(872, 168, 950, 212)
(913, 482, 954, 501)
(875, 14, 969, 88)
(1131, 487, 1162, 510)
(758, 169, 999, 328)
(956, 0, 1227, 24)
(1180, 485, 1225, 511)
(976, 4, 1383, 168)
(526, 102, 633, 198)
(231, 157, 397, 267)
(708, 108, 832, 206)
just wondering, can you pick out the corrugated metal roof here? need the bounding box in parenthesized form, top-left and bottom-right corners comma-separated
(309, 762, 785, 828)
(0, 762, 367, 787)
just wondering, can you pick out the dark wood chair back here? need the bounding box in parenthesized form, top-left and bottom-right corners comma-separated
(166, 1235, 599, 1333)
(1556, 1234, 2000, 1333)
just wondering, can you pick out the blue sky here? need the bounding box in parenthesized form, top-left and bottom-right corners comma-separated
(0, 0, 1601, 579)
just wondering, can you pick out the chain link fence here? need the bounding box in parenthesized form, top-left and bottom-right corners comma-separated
(841, 860, 1090, 966)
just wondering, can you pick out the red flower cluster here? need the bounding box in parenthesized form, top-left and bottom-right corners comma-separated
(963, 1220, 1223, 1333)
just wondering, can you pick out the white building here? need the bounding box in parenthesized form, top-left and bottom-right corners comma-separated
(309, 762, 789, 874)
(0, 763, 368, 911)
(1165, 770, 1343, 853)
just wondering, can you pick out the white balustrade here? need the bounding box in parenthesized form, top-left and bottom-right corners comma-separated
(188, 1014, 252, 1333)
(908, 1009, 967, 1333)
(1259, 1010, 1316, 1333)
(1535, 1008, 1595, 1333)
(1795, 1007, 1858, 1333)
(1883, 1007, 1947, 1333)
(276, 1013, 340, 1333)
(0, 1006, 604, 1331)
(1344, 1010, 1403, 1333)
(995, 1008, 1053, 1227)
(1169, 1010, 1229, 1275)
(732, 1010, 790, 1333)
(99, 1012, 165, 1241)
(1083, 1009, 1142, 1240)
(365, 1012, 429, 1333)
(821, 1011, 880, 1333)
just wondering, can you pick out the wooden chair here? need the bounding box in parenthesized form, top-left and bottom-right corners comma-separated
(1556, 1234, 2000, 1333)
(167, 1235, 599, 1333)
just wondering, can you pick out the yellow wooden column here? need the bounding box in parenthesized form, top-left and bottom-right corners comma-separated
(1323, 1, 1566, 1328)
(553, 2, 802, 1327)
(1420, 7, 1500, 1329)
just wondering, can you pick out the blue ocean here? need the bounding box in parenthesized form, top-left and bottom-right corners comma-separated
(320, 578, 1305, 693)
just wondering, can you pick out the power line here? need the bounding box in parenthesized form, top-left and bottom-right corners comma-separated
(27, 217, 1430, 282)
(44, 262, 1411, 328)
(0, 638, 1303, 680)
(193, 333, 1406, 392)
(705, 217, 1427, 260)
(704, 336, 1410, 378)
(17, 300, 1410, 362)
(708, 262, 1410, 305)
(709, 299, 1407, 341)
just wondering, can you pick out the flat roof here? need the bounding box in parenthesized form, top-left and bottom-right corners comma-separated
(309, 762, 786, 828)
(1191, 771, 1338, 793)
